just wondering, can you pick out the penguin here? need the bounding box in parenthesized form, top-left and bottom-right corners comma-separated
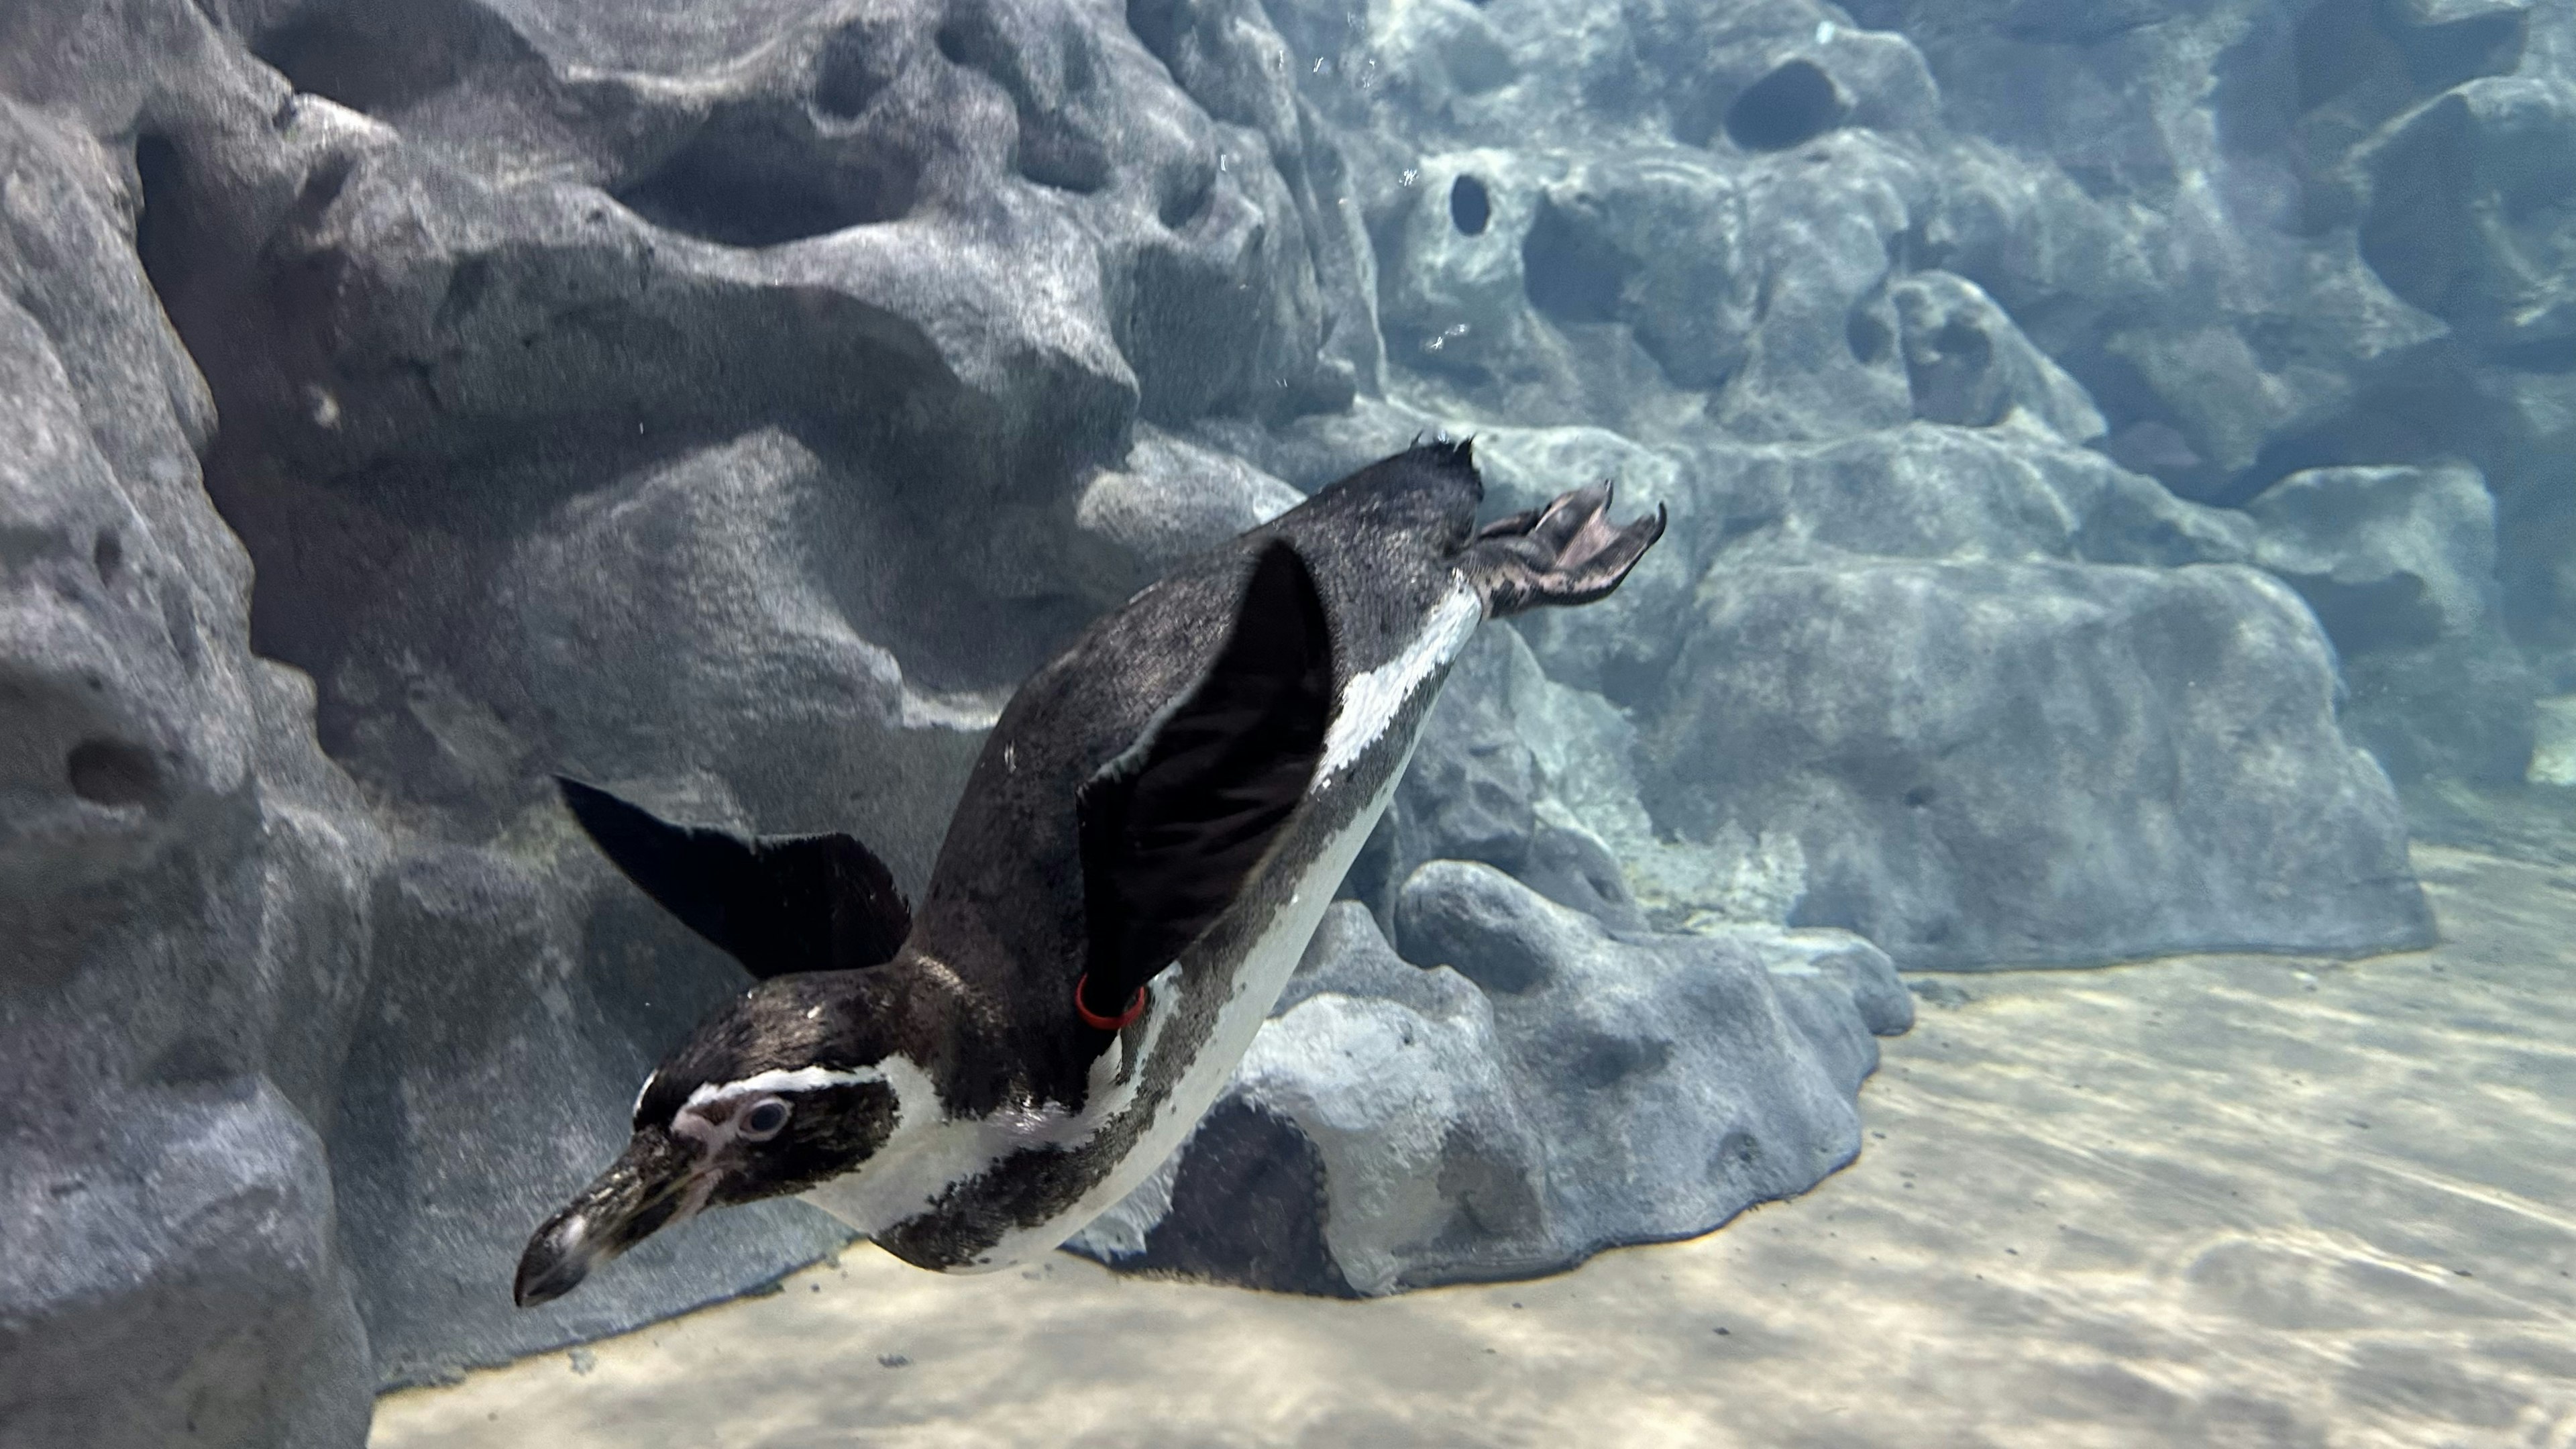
(513, 440, 1662, 1306)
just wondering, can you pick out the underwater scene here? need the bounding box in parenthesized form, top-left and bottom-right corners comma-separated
(4, 0, 2575, 1444)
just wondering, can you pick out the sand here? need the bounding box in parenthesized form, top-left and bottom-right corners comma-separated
(370, 846, 2576, 1448)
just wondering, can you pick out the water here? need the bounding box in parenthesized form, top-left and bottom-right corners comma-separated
(3, 0, 2573, 1444)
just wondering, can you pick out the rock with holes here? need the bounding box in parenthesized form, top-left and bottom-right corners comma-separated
(6, 0, 1375, 1419)
(1712, 130, 1937, 441)
(1073, 879, 1909, 1293)
(1521, 155, 1761, 392)
(1640, 559, 2436, 969)
(1642, 4, 1943, 152)
(1888, 270, 2106, 443)
(0, 34, 387, 1444)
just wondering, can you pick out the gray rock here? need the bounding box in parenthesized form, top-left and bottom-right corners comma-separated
(2247, 463, 2499, 651)
(0, 23, 382, 1441)
(2245, 463, 2538, 784)
(1393, 630, 1540, 878)
(2384, 0, 2538, 97)
(1889, 270, 2106, 443)
(1642, 559, 2436, 969)
(0, 1080, 370, 1449)
(1349, 629, 1652, 934)
(1068, 424, 1306, 606)
(1636, 1, 1943, 150)
(1710, 131, 1933, 441)
(1515, 154, 1761, 391)
(1075, 885, 1909, 1293)
(2343, 638, 2544, 786)
(1515, 823, 1652, 934)
(2359, 76, 2576, 356)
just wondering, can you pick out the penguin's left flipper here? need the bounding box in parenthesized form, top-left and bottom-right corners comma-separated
(1465, 480, 1667, 618)
(556, 776, 912, 979)
(1075, 539, 1335, 1027)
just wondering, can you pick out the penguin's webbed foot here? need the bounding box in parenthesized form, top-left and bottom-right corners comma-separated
(1464, 481, 1666, 618)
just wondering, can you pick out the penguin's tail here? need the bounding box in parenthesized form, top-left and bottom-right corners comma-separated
(1463, 481, 1666, 619)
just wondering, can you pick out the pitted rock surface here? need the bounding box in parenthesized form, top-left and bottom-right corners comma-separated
(7, 0, 2563, 1436)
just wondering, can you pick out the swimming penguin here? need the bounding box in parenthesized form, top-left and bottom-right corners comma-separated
(513, 440, 1662, 1306)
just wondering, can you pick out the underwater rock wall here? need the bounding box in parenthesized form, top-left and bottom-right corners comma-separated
(1, 0, 2564, 1438)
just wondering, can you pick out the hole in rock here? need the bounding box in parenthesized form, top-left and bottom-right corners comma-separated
(291, 154, 354, 227)
(68, 738, 164, 807)
(1125, 0, 1186, 72)
(1724, 60, 1844, 152)
(814, 24, 892, 119)
(1569, 1034, 1674, 1089)
(132, 136, 188, 303)
(2285, 573, 2446, 653)
(1118, 1099, 1354, 1297)
(1020, 128, 1112, 194)
(1157, 161, 1215, 229)
(1845, 307, 1892, 364)
(254, 0, 532, 117)
(2292, 0, 2395, 112)
(1449, 174, 1491, 235)
(615, 121, 917, 247)
(93, 529, 123, 583)
(161, 587, 201, 670)
(2395, 4, 2531, 91)
(1520, 199, 1625, 323)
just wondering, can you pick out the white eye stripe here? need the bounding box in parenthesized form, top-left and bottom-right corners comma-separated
(680, 1065, 886, 1112)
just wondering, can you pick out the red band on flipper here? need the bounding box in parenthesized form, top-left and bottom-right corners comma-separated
(1074, 975, 1148, 1031)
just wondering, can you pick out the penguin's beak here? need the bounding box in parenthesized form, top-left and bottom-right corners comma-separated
(514, 1128, 709, 1307)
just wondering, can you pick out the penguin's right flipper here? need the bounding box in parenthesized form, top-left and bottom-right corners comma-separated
(1075, 540, 1335, 1026)
(557, 777, 912, 979)
(1464, 480, 1666, 618)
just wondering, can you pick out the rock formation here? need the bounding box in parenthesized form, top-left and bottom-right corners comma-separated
(7, 0, 2565, 1438)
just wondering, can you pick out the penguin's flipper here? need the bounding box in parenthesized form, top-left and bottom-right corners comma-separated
(556, 777, 912, 979)
(1075, 540, 1334, 1025)
(1464, 480, 1667, 618)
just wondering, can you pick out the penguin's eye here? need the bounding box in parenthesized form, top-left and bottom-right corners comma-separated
(739, 1097, 791, 1140)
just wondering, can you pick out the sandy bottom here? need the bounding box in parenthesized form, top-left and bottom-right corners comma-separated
(372, 847, 2576, 1449)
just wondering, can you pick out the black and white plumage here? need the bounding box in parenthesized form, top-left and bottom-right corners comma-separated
(513, 441, 1663, 1307)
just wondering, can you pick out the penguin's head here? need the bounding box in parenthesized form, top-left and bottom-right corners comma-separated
(514, 970, 928, 1307)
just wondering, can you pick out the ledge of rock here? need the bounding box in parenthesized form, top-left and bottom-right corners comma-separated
(1070, 888, 1911, 1294)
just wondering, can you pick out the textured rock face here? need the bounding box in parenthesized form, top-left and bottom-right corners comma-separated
(1070, 894, 1910, 1293)
(3, 0, 2560, 1436)
(1645, 560, 2432, 968)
